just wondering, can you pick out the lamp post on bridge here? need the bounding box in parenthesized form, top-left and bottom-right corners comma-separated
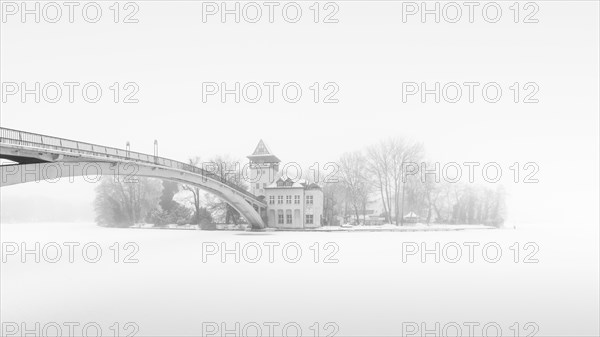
(154, 139, 158, 164)
(126, 141, 130, 158)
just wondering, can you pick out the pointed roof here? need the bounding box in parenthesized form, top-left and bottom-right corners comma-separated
(252, 139, 272, 156)
(247, 140, 280, 163)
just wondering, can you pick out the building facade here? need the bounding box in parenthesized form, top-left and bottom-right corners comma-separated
(247, 140, 323, 229)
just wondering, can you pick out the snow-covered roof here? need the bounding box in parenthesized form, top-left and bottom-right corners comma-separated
(265, 174, 321, 190)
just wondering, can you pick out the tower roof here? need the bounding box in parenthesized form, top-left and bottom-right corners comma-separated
(251, 139, 272, 156)
(247, 139, 280, 163)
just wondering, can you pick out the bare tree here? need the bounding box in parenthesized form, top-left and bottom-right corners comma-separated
(366, 139, 423, 225)
(182, 156, 212, 226)
(366, 142, 394, 223)
(397, 141, 424, 225)
(94, 177, 162, 227)
(202, 155, 248, 225)
(322, 181, 345, 226)
(339, 151, 371, 225)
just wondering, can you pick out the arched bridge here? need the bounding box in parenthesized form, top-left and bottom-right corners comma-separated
(0, 127, 267, 229)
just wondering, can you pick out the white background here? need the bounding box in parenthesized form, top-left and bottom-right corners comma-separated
(1, 1, 599, 335)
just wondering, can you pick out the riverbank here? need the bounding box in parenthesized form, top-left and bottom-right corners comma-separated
(130, 223, 498, 232)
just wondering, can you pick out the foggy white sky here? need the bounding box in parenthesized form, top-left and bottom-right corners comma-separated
(1, 1, 598, 226)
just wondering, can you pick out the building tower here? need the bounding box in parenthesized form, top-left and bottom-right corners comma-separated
(247, 140, 280, 196)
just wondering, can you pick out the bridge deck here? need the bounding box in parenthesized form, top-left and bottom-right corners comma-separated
(0, 127, 263, 204)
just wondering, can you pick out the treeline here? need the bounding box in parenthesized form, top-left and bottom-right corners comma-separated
(94, 140, 506, 228)
(323, 138, 506, 227)
(94, 156, 245, 228)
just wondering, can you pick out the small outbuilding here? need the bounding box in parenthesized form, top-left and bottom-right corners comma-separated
(403, 212, 420, 223)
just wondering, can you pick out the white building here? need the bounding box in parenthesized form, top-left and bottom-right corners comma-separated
(247, 140, 323, 229)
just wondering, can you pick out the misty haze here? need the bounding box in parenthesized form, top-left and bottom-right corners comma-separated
(1, 1, 598, 336)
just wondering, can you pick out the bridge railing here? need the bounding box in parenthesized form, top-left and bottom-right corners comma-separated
(0, 127, 262, 203)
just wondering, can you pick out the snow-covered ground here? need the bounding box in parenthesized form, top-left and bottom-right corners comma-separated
(318, 223, 495, 232)
(132, 223, 495, 232)
(1, 222, 598, 336)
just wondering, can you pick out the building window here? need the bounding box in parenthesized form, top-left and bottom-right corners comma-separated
(255, 183, 260, 189)
(286, 213, 293, 224)
(306, 214, 313, 224)
(269, 196, 275, 204)
(286, 195, 292, 204)
(278, 212, 284, 225)
(294, 195, 300, 204)
(263, 183, 267, 188)
(306, 195, 313, 205)
(278, 196, 283, 204)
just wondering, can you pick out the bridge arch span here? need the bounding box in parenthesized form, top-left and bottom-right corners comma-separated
(0, 161, 266, 229)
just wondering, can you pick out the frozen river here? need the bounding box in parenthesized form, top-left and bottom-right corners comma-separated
(1, 222, 598, 336)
